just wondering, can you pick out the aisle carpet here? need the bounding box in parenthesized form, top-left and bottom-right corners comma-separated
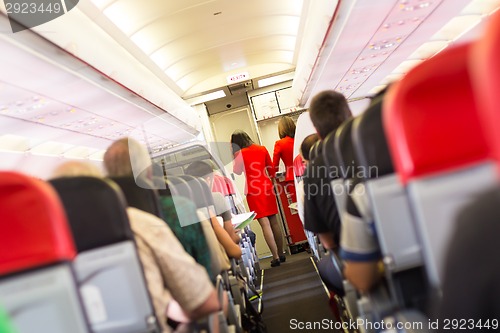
(261, 255, 339, 332)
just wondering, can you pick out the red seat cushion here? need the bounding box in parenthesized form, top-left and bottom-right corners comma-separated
(0, 172, 76, 275)
(383, 43, 489, 184)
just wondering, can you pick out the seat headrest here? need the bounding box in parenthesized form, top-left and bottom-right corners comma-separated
(168, 176, 194, 201)
(198, 178, 215, 207)
(353, 97, 394, 179)
(108, 176, 163, 219)
(212, 174, 229, 195)
(334, 118, 357, 179)
(0, 172, 76, 275)
(222, 176, 236, 195)
(308, 140, 320, 161)
(470, 11, 500, 169)
(322, 130, 340, 178)
(50, 177, 134, 253)
(384, 43, 489, 184)
(178, 175, 207, 208)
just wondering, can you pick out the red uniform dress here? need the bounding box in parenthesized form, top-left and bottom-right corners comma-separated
(233, 144, 278, 219)
(272, 136, 296, 201)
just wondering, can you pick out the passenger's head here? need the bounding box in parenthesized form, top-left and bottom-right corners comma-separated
(278, 116, 296, 139)
(300, 133, 320, 162)
(230, 131, 254, 154)
(309, 90, 352, 138)
(52, 161, 103, 178)
(103, 137, 152, 180)
(185, 160, 214, 185)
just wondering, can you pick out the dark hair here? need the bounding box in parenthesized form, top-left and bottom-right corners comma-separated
(300, 133, 320, 161)
(185, 160, 213, 178)
(230, 131, 254, 154)
(309, 90, 352, 138)
(278, 116, 296, 139)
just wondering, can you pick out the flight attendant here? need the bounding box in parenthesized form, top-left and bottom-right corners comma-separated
(231, 130, 285, 267)
(272, 116, 297, 201)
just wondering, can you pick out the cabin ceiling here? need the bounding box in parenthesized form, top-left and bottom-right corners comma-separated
(85, 0, 306, 99)
(68, 0, 499, 104)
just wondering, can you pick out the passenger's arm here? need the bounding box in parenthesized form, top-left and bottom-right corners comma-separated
(343, 261, 382, 293)
(223, 220, 240, 244)
(210, 215, 242, 259)
(214, 194, 240, 244)
(186, 288, 220, 320)
(340, 195, 382, 293)
(165, 288, 220, 321)
(318, 232, 337, 250)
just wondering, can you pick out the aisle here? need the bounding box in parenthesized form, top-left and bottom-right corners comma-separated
(261, 253, 339, 332)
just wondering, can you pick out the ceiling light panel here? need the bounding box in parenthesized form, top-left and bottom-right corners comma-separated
(462, 0, 500, 15)
(408, 40, 449, 59)
(431, 14, 484, 40)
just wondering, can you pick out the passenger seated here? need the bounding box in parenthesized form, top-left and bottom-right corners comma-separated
(52, 160, 102, 178)
(102, 138, 219, 332)
(296, 133, 319, 224)
(340, 92, 386, 294)
(185, 161, 240, 244)
(158, 186, 214, 281)
(303, 90, 352, 250)
(340, 182, 383, 293)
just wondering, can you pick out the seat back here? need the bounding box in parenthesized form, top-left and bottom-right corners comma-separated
(326, 119, 357, 222)
(321, 131, 349, 233)
(169, 176, 195, 201)
(168, 175, 210, 222)
(50, 177, 159, 333)
(384, 43, 494, 287)
(0, 171, 90, 333)
(352, 98, 422, 272)
(178, 175, 207, 208)
(109, 176, 163, 218)
(353, 97, 429, 311)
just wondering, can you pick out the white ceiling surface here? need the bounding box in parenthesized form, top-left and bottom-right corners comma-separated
(85, 0, 307, 98)
(0, 0, 499, 170)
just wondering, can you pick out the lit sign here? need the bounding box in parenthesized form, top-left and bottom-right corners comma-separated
(226, 72, 249, 84)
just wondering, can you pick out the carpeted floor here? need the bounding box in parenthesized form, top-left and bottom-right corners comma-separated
(261, 253, 340, 332)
